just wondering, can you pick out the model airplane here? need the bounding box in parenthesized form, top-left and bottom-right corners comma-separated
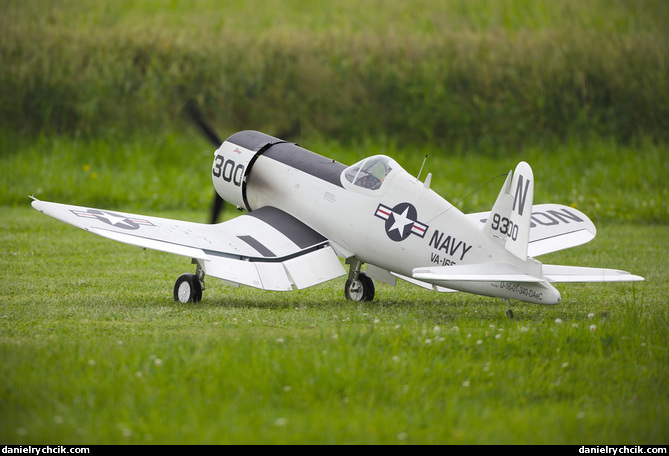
(31, 130, 643, 315)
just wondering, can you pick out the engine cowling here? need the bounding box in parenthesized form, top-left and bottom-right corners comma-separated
(211, 131, 286, 211)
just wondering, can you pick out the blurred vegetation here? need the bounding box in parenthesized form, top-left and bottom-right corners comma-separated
(1, 0, 668, 151)
(2, 131, 666, 224)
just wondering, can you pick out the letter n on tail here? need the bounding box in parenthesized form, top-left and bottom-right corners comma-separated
(513, 175, 531, 216)
(483, 161, 534, 260)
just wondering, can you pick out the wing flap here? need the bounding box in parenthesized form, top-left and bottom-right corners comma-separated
(204, 255, 270, 289)
(204, 246, 345, 291)
(283, 247, 345, 289)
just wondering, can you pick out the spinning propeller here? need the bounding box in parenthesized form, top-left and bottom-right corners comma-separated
(182, 101, 226, 224)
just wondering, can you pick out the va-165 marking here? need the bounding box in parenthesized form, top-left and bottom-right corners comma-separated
(31, 130, 643, 315)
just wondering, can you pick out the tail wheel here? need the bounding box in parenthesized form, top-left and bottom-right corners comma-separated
(344, 272, 375, 302)
(174, 273, 202, 304)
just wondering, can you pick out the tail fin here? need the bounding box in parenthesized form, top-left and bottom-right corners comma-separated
(483, 161, 534, 260)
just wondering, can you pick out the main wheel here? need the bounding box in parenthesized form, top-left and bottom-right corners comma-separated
(174, 273, 202, 304)
(344, 272, 375, 302)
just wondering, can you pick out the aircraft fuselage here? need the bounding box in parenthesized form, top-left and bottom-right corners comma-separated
(212, 131, 561, 304)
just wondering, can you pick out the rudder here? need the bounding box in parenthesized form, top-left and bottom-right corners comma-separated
(483, 161, 534, 259)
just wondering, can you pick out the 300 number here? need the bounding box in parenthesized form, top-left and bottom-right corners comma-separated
(491, 212, 519, 241)
(213, 155, 245, 187)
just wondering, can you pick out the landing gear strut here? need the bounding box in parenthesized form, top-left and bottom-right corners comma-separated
(174, 260, 205, 304)
(344, 258, 375, 302)
(505, 299, 514, 319)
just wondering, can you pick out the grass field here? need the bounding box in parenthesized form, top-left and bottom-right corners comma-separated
(1, 135, 668, 444)
(1, 206, 667, 444)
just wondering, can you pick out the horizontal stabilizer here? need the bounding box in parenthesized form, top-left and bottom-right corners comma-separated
(413, 263, 563, 304)
(467, 203, 597, 257)
(413, 263, 544, 283)
(542, 265, 644, 283)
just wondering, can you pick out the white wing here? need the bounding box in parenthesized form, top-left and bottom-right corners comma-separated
(31, 199, 345, 291)
(467, 203, 596, 257)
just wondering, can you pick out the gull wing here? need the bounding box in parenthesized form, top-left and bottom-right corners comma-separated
(467, 203, 596, 257)
(31, 199, 345, 291)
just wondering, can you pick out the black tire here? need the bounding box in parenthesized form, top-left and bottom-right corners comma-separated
(174, 273, 202, 304)
(344, 272, 375, 302)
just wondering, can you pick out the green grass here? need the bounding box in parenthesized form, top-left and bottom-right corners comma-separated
(1, 131, 667, 223)
(0, 133, 667, 444)
(0, 206, 666, 444)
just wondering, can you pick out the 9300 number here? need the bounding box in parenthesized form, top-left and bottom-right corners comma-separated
(491, 212, 519, 241)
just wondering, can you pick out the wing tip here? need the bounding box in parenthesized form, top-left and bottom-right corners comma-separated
(30, 197, 45, 212)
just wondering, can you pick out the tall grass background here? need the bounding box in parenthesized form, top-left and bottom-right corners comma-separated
(1, 0, 668, 149)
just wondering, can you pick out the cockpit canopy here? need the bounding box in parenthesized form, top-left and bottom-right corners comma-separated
(343, 155, 397, 191)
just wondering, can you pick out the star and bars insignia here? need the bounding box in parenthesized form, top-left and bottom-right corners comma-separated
(374, 202, 428, 242)
(71, 209, 155, 231)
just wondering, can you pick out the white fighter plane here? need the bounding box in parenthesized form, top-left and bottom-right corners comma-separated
(31, 130, 643, 315)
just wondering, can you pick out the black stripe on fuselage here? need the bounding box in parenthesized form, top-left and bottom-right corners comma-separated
(226, 130, 346, 187)
(226, 130, 286, 152)
(246, 206, 327, 250)
(262, 142, 346, 187)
